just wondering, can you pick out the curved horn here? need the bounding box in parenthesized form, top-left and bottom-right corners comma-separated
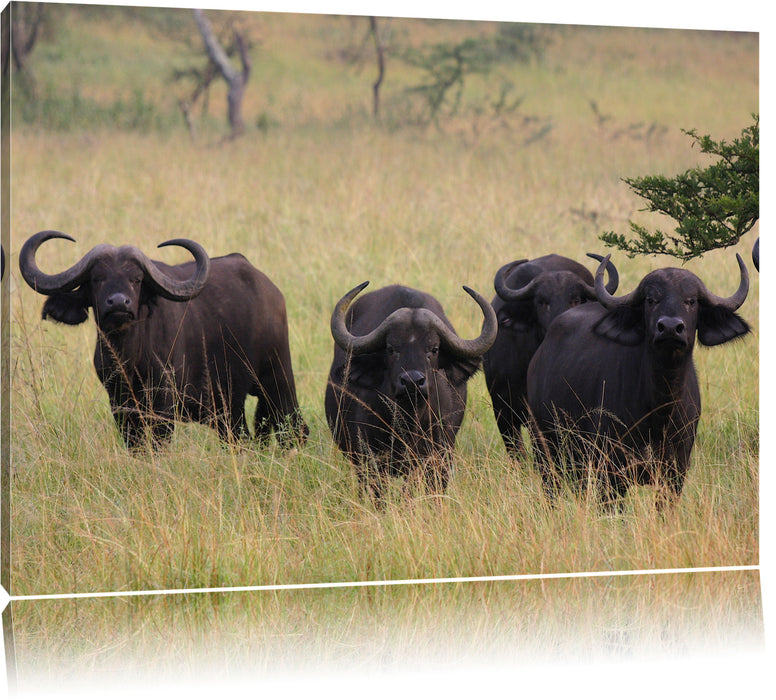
(19, 230, 112, 294)
(697, 253, 749, 310)
(594, 255, 643, 308)
(432, 285, 498, 359)
(331, 283, 498, 359)
(493, 259, 537, 301)
(330, 283, 431, 356)
(133, 238, 211, 301)
(752, 237, 759, 272)
(331, 281, 391, 355)
(586, 252, 619, 294)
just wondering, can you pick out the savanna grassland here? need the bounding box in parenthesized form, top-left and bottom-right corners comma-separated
(5, 5, 761, 691)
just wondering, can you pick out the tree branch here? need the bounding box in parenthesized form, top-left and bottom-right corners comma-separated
(193, 8, 238, 84)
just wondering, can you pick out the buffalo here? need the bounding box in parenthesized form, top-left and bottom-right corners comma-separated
(483, 253, 618, 456)
(526, 254, 750, 508)
(325, 282, 498, 502)
(20, 230, 308, 449)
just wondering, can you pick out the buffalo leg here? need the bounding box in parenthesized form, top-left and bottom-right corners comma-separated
(355, 457, 387, 507)
(491, 393, 528, 458)
(114, 409, 145, 449)
(114, 409, 173, 450)
(597, 474, 628, 513)
(528, 420, 563, 502)
(255, 361, 308, 447)
(589, 443, 629, 512)
(655, 458, 687, 514)
(213, 398, 250, 443)
(252, 391, 280, 446)
(422, 454, 452, 495)
(149, 418, 175, 448)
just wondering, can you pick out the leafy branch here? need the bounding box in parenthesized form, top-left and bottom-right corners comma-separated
(398, 24, 549, 129)
(600, 115, 759, 260)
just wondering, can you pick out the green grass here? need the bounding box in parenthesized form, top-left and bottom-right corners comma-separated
(6, 6, 760, 689)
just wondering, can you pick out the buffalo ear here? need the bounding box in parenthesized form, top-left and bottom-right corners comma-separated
(697, 305, 751, 346)
(441, 354, 481, 384)
(593, 305, 645, 346)
(139, 284, 160, 318)
(497, 301, 535, 333)
(342, 353, 385, 390)
(41, 290, 90, 325)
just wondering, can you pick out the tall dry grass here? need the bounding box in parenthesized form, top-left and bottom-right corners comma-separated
(12, 570, 764, 693)
(5, 10, 760, 686)
(9, 125, 759, 589)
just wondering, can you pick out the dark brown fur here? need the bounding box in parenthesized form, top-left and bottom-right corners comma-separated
(40, 250, 308, 449)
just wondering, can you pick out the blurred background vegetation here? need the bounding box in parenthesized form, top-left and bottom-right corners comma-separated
(10, 3, 558, 136)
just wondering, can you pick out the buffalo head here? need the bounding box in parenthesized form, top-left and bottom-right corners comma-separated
(19, 230, 210, 331)
(593, 254, 750, 358)
(493, 253, 618, 335)
(331, 281, 497, 404)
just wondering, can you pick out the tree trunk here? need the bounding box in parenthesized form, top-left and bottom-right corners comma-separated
(4, 1, 45, 86)
(369, 17, 385, 119)
(193, 9, 251, 139)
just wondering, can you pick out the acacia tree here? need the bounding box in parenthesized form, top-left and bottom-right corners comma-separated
(600, 115, 759, 261)
(349, 20, 549, 129)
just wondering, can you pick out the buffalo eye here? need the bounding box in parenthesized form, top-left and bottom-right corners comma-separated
(427, 346, 439, 359)
(569, 296, 582, 307)
(685, 297, 696, 308)
(646, 297, 657, 307)
(386, 344, 397, 357)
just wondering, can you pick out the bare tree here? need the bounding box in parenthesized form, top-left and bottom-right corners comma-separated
(191, 8, 251, 140)
(368, 17, 386, 119)
(4, 2, 45, 77)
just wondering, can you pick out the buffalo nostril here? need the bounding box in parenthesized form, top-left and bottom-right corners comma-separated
(106, 293, 131, 309)
(399, 370, 426, 392)
(401, 374, 425, 387)
(657, 317, 685, 338)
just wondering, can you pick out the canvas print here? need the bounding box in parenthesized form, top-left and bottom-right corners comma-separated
(0, 1, 762, 693)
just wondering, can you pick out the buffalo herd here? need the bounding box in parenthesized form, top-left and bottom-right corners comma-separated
(528, 254, 750, 508)
(16, 230, 757, 510)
